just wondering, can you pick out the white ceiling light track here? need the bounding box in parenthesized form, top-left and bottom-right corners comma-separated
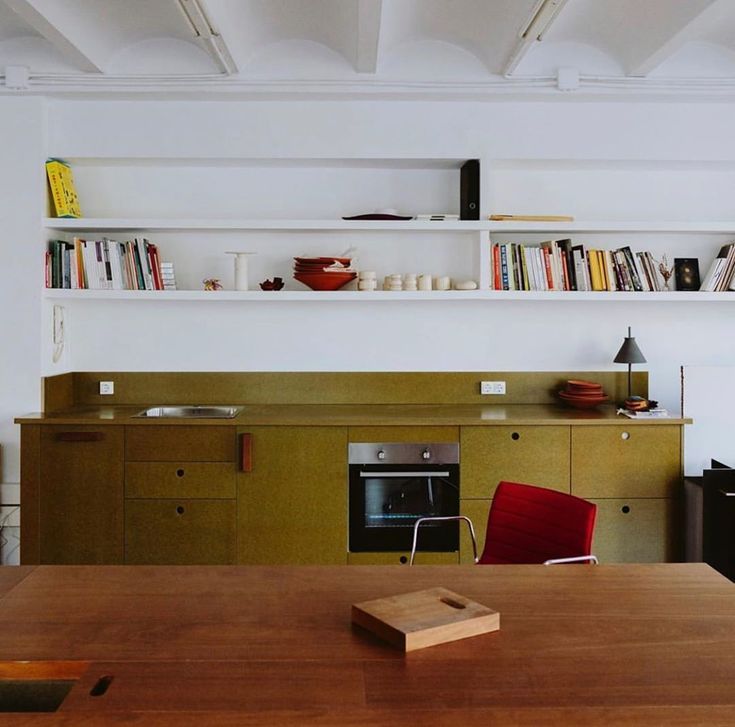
(176, 0, 237, 75)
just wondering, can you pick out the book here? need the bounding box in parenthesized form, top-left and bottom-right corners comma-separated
(46, 159, 82, 218)
(621, 408, 670, 419)
(700, 244, 733, 291)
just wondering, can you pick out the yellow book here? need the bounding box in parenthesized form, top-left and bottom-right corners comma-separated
(589, 249, 603, 290)
(46, 159, 82, 218)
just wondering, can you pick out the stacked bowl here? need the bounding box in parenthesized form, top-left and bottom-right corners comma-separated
(558, 379, 609, 409)
(293, 256, 356, 291)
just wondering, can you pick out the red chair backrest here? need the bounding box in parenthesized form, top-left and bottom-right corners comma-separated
(478, 481, 597, 565)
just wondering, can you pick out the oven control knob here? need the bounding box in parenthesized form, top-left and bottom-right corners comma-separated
(377, 449, 386, 460)
(422, 449, 431, 460)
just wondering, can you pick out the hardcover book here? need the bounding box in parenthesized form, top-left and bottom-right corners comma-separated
(46, 159, 82, 218)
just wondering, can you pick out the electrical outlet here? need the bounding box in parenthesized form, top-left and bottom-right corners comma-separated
(99, 381, 115, 396)
(480, 381, 506, 395)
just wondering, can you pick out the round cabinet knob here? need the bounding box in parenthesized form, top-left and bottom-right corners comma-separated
(621, 432, 630, 441)
(422, 449, 431, 460)
(377, 449, 386, 460)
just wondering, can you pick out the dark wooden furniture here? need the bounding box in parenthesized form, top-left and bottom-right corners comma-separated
(0, 563, 733, 723)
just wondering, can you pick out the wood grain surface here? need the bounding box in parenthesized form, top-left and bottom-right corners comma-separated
(0, 564, 732, 724)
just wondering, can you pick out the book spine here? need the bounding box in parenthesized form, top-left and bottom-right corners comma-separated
(500, 244, 509, 290)
(492, 244, 500, 290)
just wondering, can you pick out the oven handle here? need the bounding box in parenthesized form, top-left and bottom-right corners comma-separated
(358, 471, 451, 478)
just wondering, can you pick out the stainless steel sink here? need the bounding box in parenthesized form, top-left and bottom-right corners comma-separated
(134, 406, 242, 419)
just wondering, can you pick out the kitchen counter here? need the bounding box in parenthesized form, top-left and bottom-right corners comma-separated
(14, 403, 691, 426)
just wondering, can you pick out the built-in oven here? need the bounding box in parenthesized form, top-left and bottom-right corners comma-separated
(349, 443, 460, 552)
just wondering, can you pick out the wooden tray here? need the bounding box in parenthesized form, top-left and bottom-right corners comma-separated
(352, 587, 500, 652)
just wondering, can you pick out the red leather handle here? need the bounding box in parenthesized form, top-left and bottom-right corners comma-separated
(55, 431, 104, 442)
(240, 433, 252, 472)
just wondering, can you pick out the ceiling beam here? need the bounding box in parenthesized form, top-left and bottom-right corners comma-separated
(3, 0, 103, 72)
(356, 0, 383, 74)
(503, 0, 569, 77)
(177, 0, 238, 75)
(629, 0, 726, 77)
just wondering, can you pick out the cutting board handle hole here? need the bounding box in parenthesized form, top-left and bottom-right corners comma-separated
(90, 675, 114, 697)
(440, 597, 466, 610)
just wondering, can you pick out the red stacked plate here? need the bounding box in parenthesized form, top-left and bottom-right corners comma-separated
(293, 257, 356, 291)
(558, 380, 609, 409)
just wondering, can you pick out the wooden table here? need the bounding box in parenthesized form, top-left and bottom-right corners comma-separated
(1, 563, 734, 725)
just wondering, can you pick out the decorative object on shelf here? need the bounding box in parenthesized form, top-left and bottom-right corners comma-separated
(342, 208, 413, 221)
(654, 254, 674, 291)
(416, 214, 459, 221)
(402, 273, 418, 291)
(203, 278, 223, 291)
(558, 379, 609, 409)
(454, 280, 478, 291)
(418, 274, 432, 291)
(293, 255, 356, 291)
(358, 271, 377, 291)
(434, 276, 451, 291)
(614, 326, 647, 400)
(226, 251, 255, 291)
(460, 159, 480, 220)
(259, 277, 284, 291)
(45, 158, 82, 218)
(674, 258, 701, 291)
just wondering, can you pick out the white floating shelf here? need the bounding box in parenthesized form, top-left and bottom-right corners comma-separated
(43, 218, 489, 232)
(42, 289, 734, 302)
(43, 218, 735, 234)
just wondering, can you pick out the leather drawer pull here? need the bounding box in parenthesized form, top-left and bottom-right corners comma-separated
(240, 433, 252, 472)
(55, 431, 104, 442)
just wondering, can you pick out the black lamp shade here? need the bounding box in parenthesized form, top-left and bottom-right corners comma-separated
(614, 327, 646, 365)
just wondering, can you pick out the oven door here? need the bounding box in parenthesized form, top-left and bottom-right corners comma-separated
(349, 464, 459, 552)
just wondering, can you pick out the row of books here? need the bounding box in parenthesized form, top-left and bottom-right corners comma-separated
(700, 244, 735, 291)
(45, 238, 176, 291)
(489, 240, 666, 292)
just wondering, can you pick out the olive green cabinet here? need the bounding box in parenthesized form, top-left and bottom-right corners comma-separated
(124, 426, 237, 565)
(461, 426, 570, 498)
(572, 425, 681, 562)
(36, 425, 125, 564)
(237, 426, 348, 564)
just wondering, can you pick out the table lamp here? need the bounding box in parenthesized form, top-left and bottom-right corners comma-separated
(614, 326, 646, 400)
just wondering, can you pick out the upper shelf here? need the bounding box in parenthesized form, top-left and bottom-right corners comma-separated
(43, 218, 735, 233)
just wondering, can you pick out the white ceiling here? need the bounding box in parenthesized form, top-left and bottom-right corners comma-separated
(2, 0, 735, 97)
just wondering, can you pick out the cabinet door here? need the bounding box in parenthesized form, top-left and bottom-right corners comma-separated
(571, 425, 681, 498)
(125, 499, 236, 564)
(589, 498, 677, 563)
(461, 426, 570, 499)
(39, 426, 124, 564)
(237, 426, 348, 564)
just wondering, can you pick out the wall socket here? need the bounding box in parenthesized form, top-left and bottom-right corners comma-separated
(99, 381, 115, 395)
(480, 381, 506, 395)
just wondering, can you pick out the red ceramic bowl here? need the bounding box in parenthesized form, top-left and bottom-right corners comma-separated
(566, 379, 603, 390)
(294, 257, 351, 266)
(294, 272, 356, 291)
(558, 391, 609, 408)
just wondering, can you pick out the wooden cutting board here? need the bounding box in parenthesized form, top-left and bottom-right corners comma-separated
(352, 587, 500, 652)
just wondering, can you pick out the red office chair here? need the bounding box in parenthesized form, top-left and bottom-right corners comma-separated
(410, 480, 598, 565)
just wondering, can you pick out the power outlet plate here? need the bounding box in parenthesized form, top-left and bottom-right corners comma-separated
(480, 381, 506, 395)
(99, 381, 115, 396)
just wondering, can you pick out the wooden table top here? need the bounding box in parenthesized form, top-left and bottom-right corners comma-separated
(0, 563, 733, 725)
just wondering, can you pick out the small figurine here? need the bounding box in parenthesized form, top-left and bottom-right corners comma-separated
(655, 254, 674, 291)
(259, 277, 284, 291)
(203, 278, 223, 291)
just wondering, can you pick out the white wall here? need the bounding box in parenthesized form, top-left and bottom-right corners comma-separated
(0, 97, 45, 563)
(3, 96, 735, 520)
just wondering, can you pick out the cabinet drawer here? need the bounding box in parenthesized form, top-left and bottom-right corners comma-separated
(589, 498, 678, 563)
(571, 425, 681, 498)
(125, 426, 235, 462)
(461, 426, 570, 498)
(348, 426, 459, 443)
(125, 499, 236, 565)
(125, 462, 235, 499)
(347, 551, 458, 565)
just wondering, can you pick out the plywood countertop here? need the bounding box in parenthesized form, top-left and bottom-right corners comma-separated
(15, 403, 691, 426)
